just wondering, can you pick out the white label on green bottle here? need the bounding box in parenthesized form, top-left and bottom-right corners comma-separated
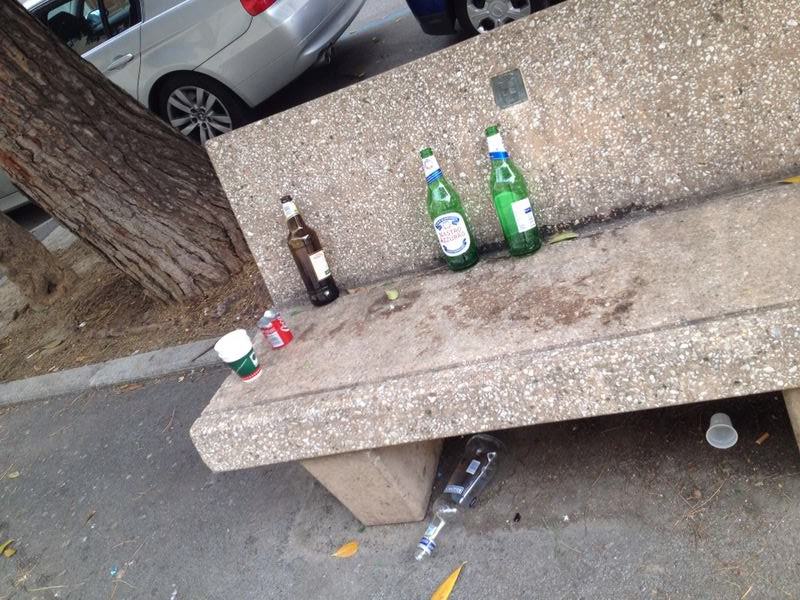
(433, 212, 471, 257)
(282, 201, 299, 220)
(308, 250, 331, 281)
(487, 133, 506, 154)
(422, 155, 439, 176)
(511, 198, 536, 233)
(422, 155, 443, 184)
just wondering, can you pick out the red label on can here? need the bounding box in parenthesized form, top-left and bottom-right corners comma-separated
(260, 313, 294, 349)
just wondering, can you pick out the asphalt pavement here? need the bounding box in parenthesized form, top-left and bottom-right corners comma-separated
(1, 370, 799, 599)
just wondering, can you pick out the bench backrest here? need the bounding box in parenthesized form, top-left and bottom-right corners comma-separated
(206, 0, 800, 307)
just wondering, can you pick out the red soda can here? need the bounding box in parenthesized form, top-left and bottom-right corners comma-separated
(257, 309, 294, 349)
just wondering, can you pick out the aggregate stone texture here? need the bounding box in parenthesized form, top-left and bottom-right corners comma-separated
(206, 0, 800, 307)
(190, 184, 800, 471)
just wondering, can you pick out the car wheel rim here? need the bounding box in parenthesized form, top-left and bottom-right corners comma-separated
(166, 86, 233, 144)
(466, 0, 531, 33)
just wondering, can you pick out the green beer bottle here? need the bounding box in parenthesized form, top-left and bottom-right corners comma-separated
(485, 125, 542, 256)
(420, 147, 479, 271)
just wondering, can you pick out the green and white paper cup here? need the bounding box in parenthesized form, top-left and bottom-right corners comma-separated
(214, 329, 262, 383)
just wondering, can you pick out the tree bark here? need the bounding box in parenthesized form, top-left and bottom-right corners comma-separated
(0, 211, 77, 306)
(0, 0, 250, 303)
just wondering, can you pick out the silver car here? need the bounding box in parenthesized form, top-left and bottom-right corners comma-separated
(23, 0, 366, 144)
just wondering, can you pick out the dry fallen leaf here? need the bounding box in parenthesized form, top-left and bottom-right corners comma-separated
(3, 546, 16, 558)
(431, 562, 466, 600)
(42, 338, 65, 350)
(0, 540, 14, 557)
(331, 540, 359, 558)
(116, 383, 145, 394)
(547, 231, 578, 245)
(782, 176, 800, 184)
(85, 510, 97, 526)
(7, 471, 20, 480)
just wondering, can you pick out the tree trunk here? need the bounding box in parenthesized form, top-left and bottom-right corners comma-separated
(0, 0, 250, 303)
(0, 211, 77, 306)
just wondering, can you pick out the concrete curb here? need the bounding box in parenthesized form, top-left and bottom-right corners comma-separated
(0, 337, 223, 408)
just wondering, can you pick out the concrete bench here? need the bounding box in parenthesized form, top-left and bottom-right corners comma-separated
(191, 183, 800, 524)
(193, 0, 800, 525)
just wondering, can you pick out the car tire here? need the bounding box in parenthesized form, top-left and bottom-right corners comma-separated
(157, 72, 248, 145)
(454, 0, 554, 35)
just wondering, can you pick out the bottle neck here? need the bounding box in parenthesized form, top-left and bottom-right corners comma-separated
(486, 132, 510, 161)
(421, 154, 444, 187)
(282, 200, 306, 229)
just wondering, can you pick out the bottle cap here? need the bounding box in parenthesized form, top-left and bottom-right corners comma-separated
(485, 125, 500, 136)
(419, 147, 434, 158)
(279, 195, 293, 204)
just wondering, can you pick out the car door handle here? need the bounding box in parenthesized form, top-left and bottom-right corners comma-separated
(106, 53, 134, 72)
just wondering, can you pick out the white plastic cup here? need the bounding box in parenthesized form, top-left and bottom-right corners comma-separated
(214, 329, 262, 382)
(706, 413, 738, 449)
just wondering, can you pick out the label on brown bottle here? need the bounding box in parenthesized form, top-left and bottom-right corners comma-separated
(308, 250, 331, 282)
(282, 200, 299, 220)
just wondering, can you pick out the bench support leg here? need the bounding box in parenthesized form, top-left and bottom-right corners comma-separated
(783, 389, 800, 451)
(300, 440, 442, 526)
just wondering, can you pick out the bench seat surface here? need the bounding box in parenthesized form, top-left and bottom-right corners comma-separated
(191, 184, 800, 471)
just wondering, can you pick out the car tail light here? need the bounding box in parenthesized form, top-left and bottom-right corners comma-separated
(240, 0, 277, 16)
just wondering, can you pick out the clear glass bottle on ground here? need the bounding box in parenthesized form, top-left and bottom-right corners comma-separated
(485, 125, 542, 256)
(414, 434, 504, 561)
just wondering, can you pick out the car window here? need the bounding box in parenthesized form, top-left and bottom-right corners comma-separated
(39, 0, 139, 55)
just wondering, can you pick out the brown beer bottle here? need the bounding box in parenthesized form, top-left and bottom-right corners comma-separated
(280, 195, 339, 306)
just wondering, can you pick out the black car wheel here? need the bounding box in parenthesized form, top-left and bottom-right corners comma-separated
(455, 0, 560, 35)
(157, 73, 248, 145)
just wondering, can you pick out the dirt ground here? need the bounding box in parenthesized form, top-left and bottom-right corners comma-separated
(0, 234, 270, 383)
